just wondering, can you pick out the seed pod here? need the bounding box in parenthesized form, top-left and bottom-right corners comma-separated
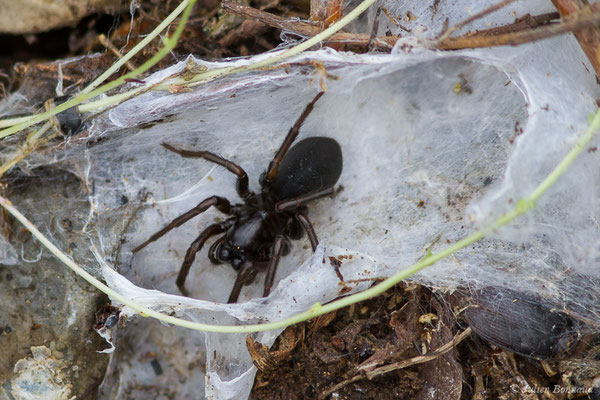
(465, 287, 579, 359)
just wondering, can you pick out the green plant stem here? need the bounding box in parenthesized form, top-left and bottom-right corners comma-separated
(0, 115, 34, 129)
(182, 0, 380, 85)
(43, 0, 380, 116)
(2, 110, 598, 333)
(0, 0, 378, 135)
(81, 0, 192, 95)
(0, 122, 53, 176)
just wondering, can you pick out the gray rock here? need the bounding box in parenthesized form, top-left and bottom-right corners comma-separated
(0, 167, 109, 399)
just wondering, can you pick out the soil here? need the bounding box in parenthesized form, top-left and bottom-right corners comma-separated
(250, 284, 600, 399)
(1, 2, 600, 400)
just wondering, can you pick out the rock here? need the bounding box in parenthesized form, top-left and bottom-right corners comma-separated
(0, 167, 110, 399)
(0, 0, 122, 34)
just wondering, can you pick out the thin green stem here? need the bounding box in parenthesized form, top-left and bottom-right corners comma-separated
(0, 115, 34, 129)
(184, 0, 379, 85)
(78, 90, 142, 113)
(529, 116, 600, 201)
(2, 111, 598, 333)
(0, 122, 53, 177)
(81, 0, 193, 95)
(0, 0, 376, 135)
(52, 0, 380, 115)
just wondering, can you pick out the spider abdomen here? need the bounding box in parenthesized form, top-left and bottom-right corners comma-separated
(272, 137, 343, 201)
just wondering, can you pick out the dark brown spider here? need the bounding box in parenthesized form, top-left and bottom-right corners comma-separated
(133, 92, 342, 303)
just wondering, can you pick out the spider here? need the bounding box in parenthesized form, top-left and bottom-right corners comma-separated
(133, 92, 343, 303)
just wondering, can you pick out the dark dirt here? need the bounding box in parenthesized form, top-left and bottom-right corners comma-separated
(250, 284, 600, 400)
(2, 2, 600, 400)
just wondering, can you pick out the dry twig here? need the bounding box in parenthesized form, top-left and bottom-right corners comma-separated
(222, 0, 600, 52)
(438, 0, 518, 41)
(98, 34, 137, 72)
(221, 0, 396, 50)
(436, 4, 600, 50)
(552, 0, 600, 77)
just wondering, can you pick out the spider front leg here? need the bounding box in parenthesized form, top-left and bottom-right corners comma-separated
(162, 142, 252, 199)
(264, 92, 324, 182)
(176, 223, 228, 296)
(133, 195, 233, 252)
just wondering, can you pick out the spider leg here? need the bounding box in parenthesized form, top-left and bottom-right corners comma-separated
(162, 142, 252, 199)
(263, 235, 285, 298)
(295, 212, 318, 252)
(264, 92, 324, 182)
(297, 211, 344, 282)
(287, 219, 302, 240)
(274, 186, 334, 212)
(133, 195, 232, 253)
(228, 260, 257, 303)
(176, 223, 227, 296)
